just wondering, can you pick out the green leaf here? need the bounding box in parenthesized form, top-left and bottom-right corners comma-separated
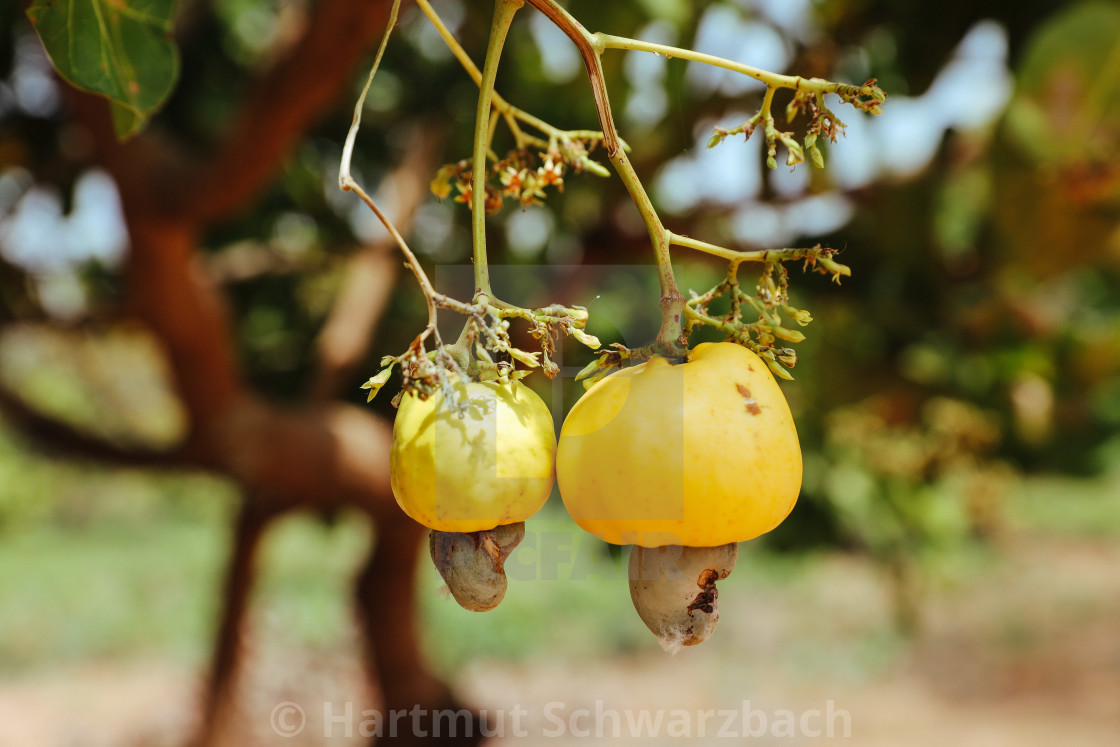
(633, 0, 690, 27)
(26, 0, 180, 140)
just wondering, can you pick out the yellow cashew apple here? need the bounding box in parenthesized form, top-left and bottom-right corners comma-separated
(391, 379, 556, 533)
(556, 342, 801, 547)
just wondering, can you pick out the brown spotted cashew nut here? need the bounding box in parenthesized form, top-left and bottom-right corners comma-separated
(629, 543, 738, 651)
(430, 522, 525, 612)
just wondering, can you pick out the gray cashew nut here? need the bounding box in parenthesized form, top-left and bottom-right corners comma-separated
(429, 522, 525, 611)
(629, 543, 738, 651)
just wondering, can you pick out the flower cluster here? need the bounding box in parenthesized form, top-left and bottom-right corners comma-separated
(430, 132, 612, 214)
(430, 147, 570, 213)
(683, 246, 851, 381)
(363, 295, 599, 408)
(707, 78, 886, 170)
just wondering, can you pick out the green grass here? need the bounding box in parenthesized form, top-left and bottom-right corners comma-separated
(2, 467, 1119, 675)
(0, 515, 227, 669)
(0, 501, 877, 675)
(1012, 470, 1120, 538)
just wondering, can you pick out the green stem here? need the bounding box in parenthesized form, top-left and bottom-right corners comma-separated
(596, 33, 872, 98)
(416, 0, 528, 147)
(612, 148, 685, 356)
(669, 233, 830, 264)
(591, 64, 685, 357)
(524, 0, 686, 358)
(471, 0, 522, 298)
(420, 0, 624, 173)
(759, 85, 777, 118)
(726, 262, 742, 321)
(683, 305, 742, 339)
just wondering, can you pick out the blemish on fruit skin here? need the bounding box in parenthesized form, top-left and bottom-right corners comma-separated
(735, 383, 761, 415)
(688, 569, 720, 613)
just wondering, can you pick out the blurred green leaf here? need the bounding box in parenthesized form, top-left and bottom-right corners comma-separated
(633, 0, 690, 27)
(26, 0, 180, 139)
(1006, 1, 1120, 168)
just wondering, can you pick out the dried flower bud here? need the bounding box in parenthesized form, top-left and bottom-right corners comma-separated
(776, 347, 798, 367)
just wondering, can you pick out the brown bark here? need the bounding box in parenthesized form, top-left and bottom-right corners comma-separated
(4, 0, 462, 742)
(0, 380, 190, 467)
(183, 0, 401, 225)
(200, 499, 276, 744)
(354, 509, 486, 746)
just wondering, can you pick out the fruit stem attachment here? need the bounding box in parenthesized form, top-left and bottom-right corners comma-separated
(522, 0, 686, 358)
(471, 0, 523, 299)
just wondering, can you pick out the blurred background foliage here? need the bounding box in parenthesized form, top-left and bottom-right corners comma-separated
(1, 0, 1120, 689)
